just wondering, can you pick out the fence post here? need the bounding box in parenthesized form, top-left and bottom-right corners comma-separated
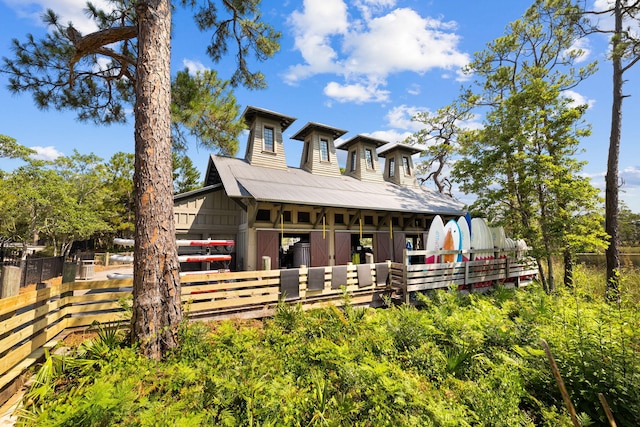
(0, 265, 21, 299)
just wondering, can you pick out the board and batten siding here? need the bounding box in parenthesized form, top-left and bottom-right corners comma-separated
(345, 142, 384, 183)
(300, 133, 341, 177)
(174, 189, 242, 235)
(245, 116, 288, 170)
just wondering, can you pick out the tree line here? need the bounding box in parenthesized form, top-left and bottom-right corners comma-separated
(408, 0, 640, 297)
(0, 141, 203, 258)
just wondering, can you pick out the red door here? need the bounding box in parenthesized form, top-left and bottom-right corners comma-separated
(310, 231, 329, 267)
(334, 232, 352, 265)
(257, 230, 280, 270)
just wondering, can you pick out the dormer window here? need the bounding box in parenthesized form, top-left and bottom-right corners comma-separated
(263, 126, 275, 152)
(365, 149, 374, 170)
(389, 157, 395, 177)
(320, 138, 330, 162)
(350, 150, 357, 171)
(402, 156, 411, 175)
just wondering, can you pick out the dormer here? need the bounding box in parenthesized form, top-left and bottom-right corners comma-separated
(291, 122, 347, 177)
(242, 106, 296, 170)
(337, 135, 386, 183)
(378, 142, 421, 187)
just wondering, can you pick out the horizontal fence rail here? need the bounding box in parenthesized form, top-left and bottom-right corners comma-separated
(0, 262, 392, 399)
(390, 248, 538, 303)
(0, 251, 538, 404)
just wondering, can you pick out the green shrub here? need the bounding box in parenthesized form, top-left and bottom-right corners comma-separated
(17, 271, 640, 426)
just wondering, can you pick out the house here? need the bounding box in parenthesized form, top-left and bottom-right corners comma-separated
(174, 106, 465, 271)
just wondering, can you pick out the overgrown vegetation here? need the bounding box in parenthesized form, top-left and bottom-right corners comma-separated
(17, 266, 640, 426)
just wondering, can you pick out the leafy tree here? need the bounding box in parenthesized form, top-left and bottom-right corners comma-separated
(0, 158, 108, 258)
(0, 134, 35, 161)
(453, 0, 605, 291)
(619, 202, 640, 246)
(406, 100, 474, 196)
(581, 0, 640, 299)
(172, 152, 201, 194)
(48, 151, 111, 257)
(102, 152, 136, 244)
(1, 0, 279, 359)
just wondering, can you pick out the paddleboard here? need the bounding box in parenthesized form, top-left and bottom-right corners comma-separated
(490, 226, 506, 256)
(457, 216, 471, 261)
(470, 218, 486, 260)
(425, 215, 445, 263)
(443, 219, 461, 263)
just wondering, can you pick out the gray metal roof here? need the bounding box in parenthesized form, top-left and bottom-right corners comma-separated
(290, 122, 348, 141)
(337, 134, 389, 150)
(206, 155, 464, 215)
(240, 106, 297, 131)
(377, 142, 424, 157)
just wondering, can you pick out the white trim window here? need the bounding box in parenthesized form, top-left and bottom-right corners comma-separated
(320, 138, 330, 162)
(263, 126, 275, 152)
(365, 149, 374, 170)
(350, 150, 357, 171)
(389, 157, 395, 177)
(402, 156, 411, 175)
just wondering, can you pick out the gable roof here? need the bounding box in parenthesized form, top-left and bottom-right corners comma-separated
(205, 155, 464, 216)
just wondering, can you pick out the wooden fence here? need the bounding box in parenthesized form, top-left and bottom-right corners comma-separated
(390, 249, 539, 303)
(0, 262, 391, 403)
(0, 253, 538, 405)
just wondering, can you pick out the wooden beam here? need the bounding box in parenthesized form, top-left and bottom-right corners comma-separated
(347, 210, 361, 230)
(313, 207, 327, 228)
(376, 212, 391, 230)
(247, 200, 259, 228)
(272, 204, 285, 229)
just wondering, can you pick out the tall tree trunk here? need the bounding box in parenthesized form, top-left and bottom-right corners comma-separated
(605, 0, 623, 302)
(132, 0, 182, 360)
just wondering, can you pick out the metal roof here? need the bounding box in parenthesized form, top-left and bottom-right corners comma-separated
(290, 122, 348, 141)
(206, 155, 464, 216)
(337, 134, 389, 150)
(240, 106, 297, 131)
(377, 142, 424, 157)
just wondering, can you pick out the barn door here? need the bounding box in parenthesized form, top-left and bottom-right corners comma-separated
(393, 231, 406, 263)
(334, 232, 352, 265)
(374, 232, 391, 263)
(257, 230, 280, 270)
(309, 231, 329, 267)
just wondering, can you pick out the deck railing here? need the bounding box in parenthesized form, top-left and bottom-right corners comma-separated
(390, 248, 539, 303)
(0, 262, 391, 402)
(0, 253, 538, 404)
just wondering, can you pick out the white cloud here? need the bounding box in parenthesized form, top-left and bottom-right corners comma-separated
(285, 1, 470, 104)
(30, 146, 63, 161)
(342, 8, 469, 78)
(366, 129, 412, 144)
(3, 0, 114, 34)
(407, 84, 421, 96)
(182, 59, 208, 74)
(323, 81, 390, 103)
(385, 105, 428, 131)
(563, 89, 596, 109)
(621, 166, 640, 186)
(285, 0, 349, 83)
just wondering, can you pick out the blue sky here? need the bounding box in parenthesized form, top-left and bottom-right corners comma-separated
(1, 0, 639, 212)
